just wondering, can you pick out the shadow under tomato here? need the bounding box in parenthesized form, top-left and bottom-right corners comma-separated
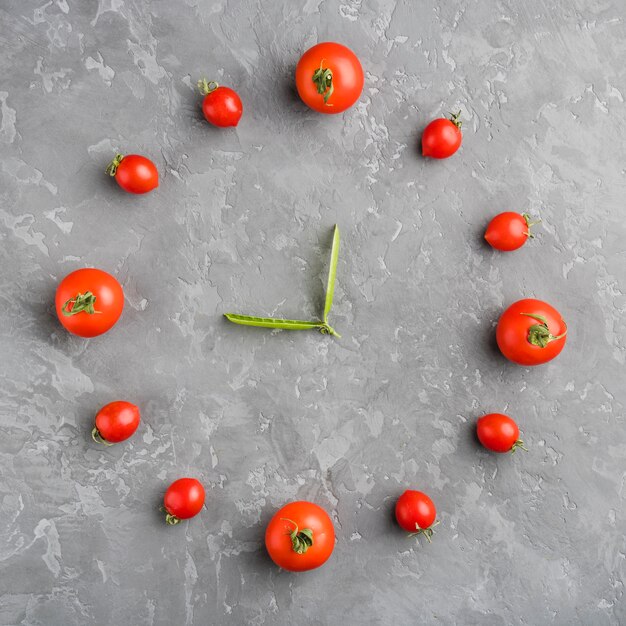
(176, 79, 207, 126)
(413, 127, 425, 160)
(151, 487, 169, 528)
(476, 307, 502, 361)
(386, 494, 400, 531)
(279, 63, 307, 110)
(469, 416, 483, 449)
(23, 279, 69, 347)
(478, 217, 493, 250)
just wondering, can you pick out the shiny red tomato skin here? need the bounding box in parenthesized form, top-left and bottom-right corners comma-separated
(265, 501, 335, 572)
(485, 213, 529, 251)
(296, 42, 364, 114)
(496, 299, 567, 366)
(94, 401, 140, 443)
(202, 87, 243, 127)
(164, 478, 205, 520)
(422, 118, 462, 158)
(114, 155, 158, 194)
(477, 413, 519, 452)
(395, 490, 436, 533)
(55, 268, 124, 338)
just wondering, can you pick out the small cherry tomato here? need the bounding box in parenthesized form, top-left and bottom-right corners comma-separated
(485, 212, 541, 251)
(295, 42, 364, 114)
(421, 112, 462, 159)
(92, 401, 140, 445)
(395, 490, 438, 542)
(55, 268, 124, 338)
(163, 478, 205, 525)
(265, 501, 335, 572)
(496, 298, 567, 366)
(477, 413, 527, 453)
(198, 79, 243, 127)
(106, 154, 158, 194)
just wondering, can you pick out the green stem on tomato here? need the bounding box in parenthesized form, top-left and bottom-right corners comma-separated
(520, 313, 567, 348)
(280, 518, 314, 554)
(165, 513, 181, 525)
(106, 154, 124, 177)
(91, 427, 114, 446)
(449, 111, 462, 128)
(61, 291, 101, 317)
(197, 78, 219, 95)
(312, 60, 334, 105)
(522, 213, 542, 239)
(408, 520, 439, 543)
(511, 439, 528, 453)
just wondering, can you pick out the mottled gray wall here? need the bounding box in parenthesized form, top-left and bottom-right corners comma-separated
(1, 0, 625, 625)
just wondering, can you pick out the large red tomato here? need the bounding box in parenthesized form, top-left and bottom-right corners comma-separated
(265, 501, 335, 571)
(106, 154, 158, 194)
(295, 42, 364, 114)
(55, 268, 124, 338)
(92, 401, 140, 445)
(395, 490, 438, 541)
(163, 478, 205, 525)
(496, 299, 567, 366)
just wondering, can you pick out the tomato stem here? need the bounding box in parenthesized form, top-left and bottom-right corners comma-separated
(61, 291, 101, 317)
(408, 519, 439, 543)
(511, 439, 528, 453)
(521, 313, 567, 348)
(449, 111, 462, 129)
(312, 60, 334, 105)
(522, 213, 542, 239)
(91, 427, 114, 446)
(106, 154, 124, 177)
(197, 78, 219, 95)
(280, 518, 314, 554)
(165, 513, 181, 525)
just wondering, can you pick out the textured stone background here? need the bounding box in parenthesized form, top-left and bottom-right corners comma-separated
(1, 0, 625, 624)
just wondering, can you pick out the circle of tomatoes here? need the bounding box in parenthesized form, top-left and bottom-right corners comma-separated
(496, 298, 567, 366)
(198, 79, 243, 127)
(477, 413, 526, 453)
(106, 154, 158, 194)
(92, 401, 140, 445)
(295, 42, 364, 114)
(265, 501, 335, 572)
(485, 212, 541, 251)
(55, 268, 124, 338)
(422, 112, 462, 159)
(395, 490, 438, 541)
(163, 478, 205, 525)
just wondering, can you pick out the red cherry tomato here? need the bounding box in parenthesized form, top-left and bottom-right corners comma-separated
(477, 413, 526, 453)
(198, 79, 243, 127)
(92, 401, 140, 445)
(55, 268, 124, 338)
(395, 490, 438, 541)
(163, 478, 205, 525)
(106, 154, 158, 194)
(496, 299, 567, 366)
(295, 42, 364, 114)
(485, 212, 541, 251)
(265, 501, 335, 572)
(422, 112, 462, 159)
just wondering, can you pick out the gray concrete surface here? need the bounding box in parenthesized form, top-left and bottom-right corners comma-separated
(1, 0, 625, 624)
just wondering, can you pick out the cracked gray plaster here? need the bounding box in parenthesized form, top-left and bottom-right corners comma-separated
(0, 1, 625, 625)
